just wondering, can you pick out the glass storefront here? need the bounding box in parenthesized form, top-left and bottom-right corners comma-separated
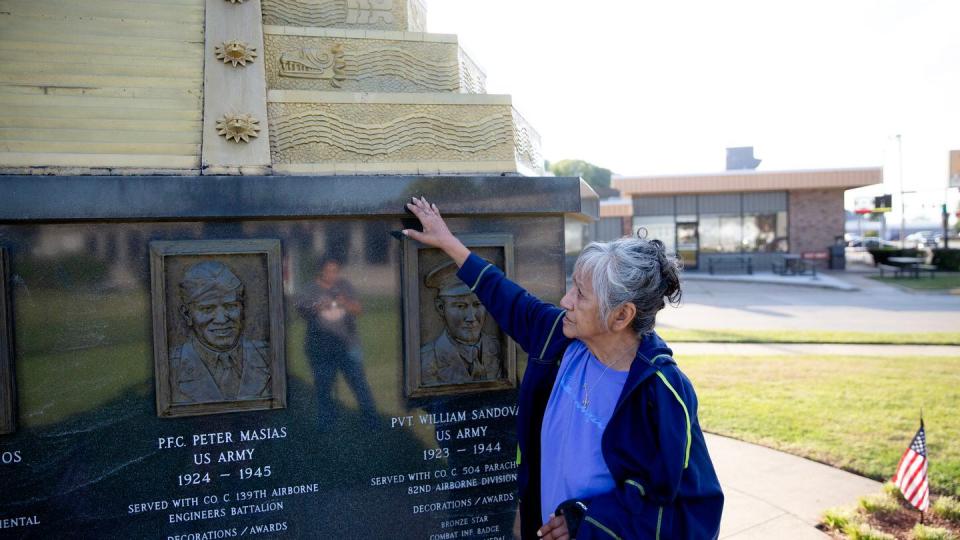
(699, 214, 743, 253)
(632, 215, 676, 254)
(630, 192, 789, 267)
(676, 222, 699, 269)
(742, 211, 788, 252)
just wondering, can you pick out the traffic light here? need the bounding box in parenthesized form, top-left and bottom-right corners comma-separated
(873, 194, 892, 213)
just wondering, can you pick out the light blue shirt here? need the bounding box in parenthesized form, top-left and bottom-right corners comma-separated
(540, 340, 629, 525)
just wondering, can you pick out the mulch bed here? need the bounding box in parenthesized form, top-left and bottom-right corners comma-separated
(819, 497, 960, 539)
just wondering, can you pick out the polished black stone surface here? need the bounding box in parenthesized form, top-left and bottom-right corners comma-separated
(0, 175, 576, 539)
(0, 175, 583, 221)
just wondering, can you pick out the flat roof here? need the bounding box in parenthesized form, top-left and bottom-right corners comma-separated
(599, 198, 632, 218)
(613, 166, 882, 196)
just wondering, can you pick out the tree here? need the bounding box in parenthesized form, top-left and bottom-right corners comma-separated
(548, 159, 613, 190)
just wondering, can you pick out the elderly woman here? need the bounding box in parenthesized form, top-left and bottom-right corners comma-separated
(404, 197, 723, 540)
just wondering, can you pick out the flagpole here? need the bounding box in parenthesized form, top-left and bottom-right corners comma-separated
(919, 409, 925, 527)
(894, 415, 929, 521)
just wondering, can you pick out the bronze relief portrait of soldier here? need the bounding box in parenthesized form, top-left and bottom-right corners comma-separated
(403, 234, 516, 398)
(150, 240, 287, 418)
(0, 248, 15, 435)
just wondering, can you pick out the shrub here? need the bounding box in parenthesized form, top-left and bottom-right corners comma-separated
(869, 248, 922, 267)
(822, 507, 856, 531)
(933, 496, 960, 522)
(931, 249, 960, 271)
(882, 481, 911, 504)
(859, 493, 900, 515)
(911, 524, 958, 540)
(844, 522, 896, 540)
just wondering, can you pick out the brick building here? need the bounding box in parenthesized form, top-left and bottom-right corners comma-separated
(605, 150, 881, 271)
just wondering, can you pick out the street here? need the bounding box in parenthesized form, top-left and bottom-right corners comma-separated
(659, 273, 960, 333)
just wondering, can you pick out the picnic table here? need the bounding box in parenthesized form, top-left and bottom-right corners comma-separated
(887, 256, 936, 279)
(772, 254, 817, 277)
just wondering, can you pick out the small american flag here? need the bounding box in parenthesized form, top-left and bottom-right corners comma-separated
(892, 420, 929, 512)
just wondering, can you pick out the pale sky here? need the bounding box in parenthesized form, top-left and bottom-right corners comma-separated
(429, 0, 960, 223)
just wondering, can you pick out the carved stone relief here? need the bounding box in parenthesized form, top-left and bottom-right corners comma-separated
(202, 0, 271, 171)
(150, 240, 287, 418)
(512, 109, 543, 174)
(261, 0, 407, 29)
(458, 50, 487, 94)
(215, 40, 258, 67)
(407, 0, 427, 32)
(340, 47, 457, 89)
(403, 235, 517, 398)
(267, 103, 515, 163)
(265, 35, 460, 92)
(279, 44, 347, 87)
(216, 113, 261, 143)
(346, 0, 393, 24)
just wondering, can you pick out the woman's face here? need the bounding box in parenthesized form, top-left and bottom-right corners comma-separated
(559, 270, 607, 341)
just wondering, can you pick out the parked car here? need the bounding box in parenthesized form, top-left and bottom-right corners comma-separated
(847, 236, 897, 249)
(905, 231, 942, 247)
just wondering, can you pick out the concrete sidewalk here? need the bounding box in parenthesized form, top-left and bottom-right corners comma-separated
(672, 342, 960, 357)
(707, 434, 881, 539)
(683, 271, 858, 291)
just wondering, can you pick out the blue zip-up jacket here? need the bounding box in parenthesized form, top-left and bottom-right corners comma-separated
(457, 254, 723, 539)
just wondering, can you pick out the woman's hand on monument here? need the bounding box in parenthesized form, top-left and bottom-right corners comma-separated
(403, 197, 470, 266)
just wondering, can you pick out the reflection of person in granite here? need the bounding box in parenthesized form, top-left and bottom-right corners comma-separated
(296, 257, 376, 421)
(171, 261, 271, 404)
(420, 261, 501, 385)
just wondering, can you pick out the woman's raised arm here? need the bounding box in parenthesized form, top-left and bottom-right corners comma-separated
(402, 196, 471, 267)
(402, 197, 569, 359)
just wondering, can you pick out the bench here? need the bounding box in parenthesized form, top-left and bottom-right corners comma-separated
(917, 264, 938, 278)
(707, 256, 753, 275)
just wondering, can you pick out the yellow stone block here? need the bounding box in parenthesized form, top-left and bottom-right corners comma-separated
(261, 0, 427, 32)
(0, 0, 204, 171)
(266, 92, 543, 175)
(264, 31, 487, 93)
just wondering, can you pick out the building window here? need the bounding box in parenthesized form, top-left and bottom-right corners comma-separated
(699, 214, 742, 253)
(628, 191, 789, 260)
(742, 211, 788, 252)
(632, 216, 676, 255)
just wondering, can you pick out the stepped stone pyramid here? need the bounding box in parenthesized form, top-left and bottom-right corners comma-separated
(259, 0, 543, 175)
(0, 0, 542, 177)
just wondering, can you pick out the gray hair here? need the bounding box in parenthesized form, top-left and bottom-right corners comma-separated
(572, 236, 682, 336)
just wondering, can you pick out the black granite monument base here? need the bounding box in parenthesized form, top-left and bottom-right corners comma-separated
(0, 175, 584, 539)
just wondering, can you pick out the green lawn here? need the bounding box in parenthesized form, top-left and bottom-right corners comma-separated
(681, 355, 960, 496)
(659, 328, 960, 345)
(869, 274, 960, 290)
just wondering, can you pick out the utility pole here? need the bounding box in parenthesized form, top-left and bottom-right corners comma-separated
(943, 202, 950, 249)
(898, 134, 906, 245)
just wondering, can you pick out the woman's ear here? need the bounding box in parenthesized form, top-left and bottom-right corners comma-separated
(609, 303, 636, 332)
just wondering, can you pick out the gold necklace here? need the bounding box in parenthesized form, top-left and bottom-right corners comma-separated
(582, 355, 624, 408)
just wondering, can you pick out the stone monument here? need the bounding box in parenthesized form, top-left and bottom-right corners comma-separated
(0, 1, 594, 538)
